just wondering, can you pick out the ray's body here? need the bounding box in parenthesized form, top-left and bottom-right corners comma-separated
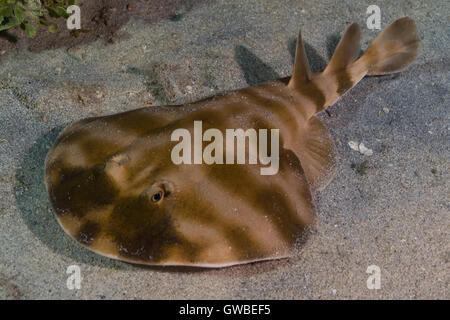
(45, 18, 419, 267)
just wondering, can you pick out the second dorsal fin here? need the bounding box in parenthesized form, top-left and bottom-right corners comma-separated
(324, 23, 361, 74)
(288, 30, 311, 89)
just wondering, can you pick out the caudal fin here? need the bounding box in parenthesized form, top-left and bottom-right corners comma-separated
(360, 17, 420, 75)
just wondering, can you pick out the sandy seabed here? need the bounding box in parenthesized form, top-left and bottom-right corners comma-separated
(0, 0, 448, 299)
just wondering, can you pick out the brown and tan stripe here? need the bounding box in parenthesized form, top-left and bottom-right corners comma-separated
(45, 17, 419, 267)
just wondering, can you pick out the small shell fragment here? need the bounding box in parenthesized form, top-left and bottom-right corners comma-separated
(348, 141, 373, 156)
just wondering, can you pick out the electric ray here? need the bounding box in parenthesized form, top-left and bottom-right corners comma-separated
(45, 17, 419, 267)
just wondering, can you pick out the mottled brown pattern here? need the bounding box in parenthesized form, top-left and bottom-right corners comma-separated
(45, 18, 419, 267)
(77, 221, 101, 245)
(49, 164, 118, 218)
(294, 81, 326, 112)
(335, 70, 354, 95)
(106, 195, 199, 262)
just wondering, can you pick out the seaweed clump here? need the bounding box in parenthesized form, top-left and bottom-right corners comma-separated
(0, 0, 75, 37)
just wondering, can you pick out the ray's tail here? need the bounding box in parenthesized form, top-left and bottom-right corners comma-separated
(288, 17, 420, 116)
(288, 17, 419, 192)
(324, 17, 420, 110)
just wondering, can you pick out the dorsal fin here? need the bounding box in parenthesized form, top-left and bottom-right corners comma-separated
(288, 30, 311, 89)
(324, 23, 361, 74)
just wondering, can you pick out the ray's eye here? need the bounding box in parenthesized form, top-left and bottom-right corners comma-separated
(145, 180, 174, 204)
(151, 191, 163, 203)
